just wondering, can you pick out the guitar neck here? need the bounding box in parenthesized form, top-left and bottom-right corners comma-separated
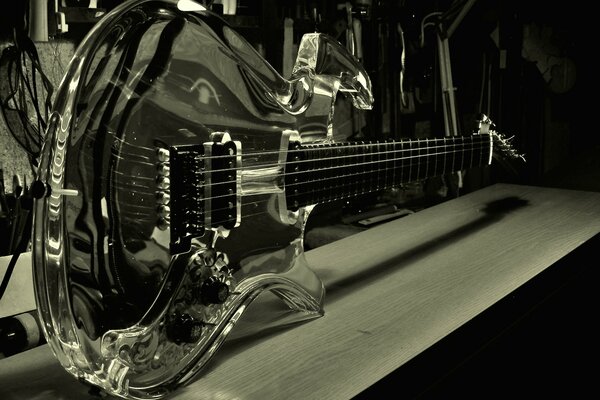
(286, 134, 493, 208)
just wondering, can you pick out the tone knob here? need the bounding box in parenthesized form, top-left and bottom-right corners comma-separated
(200, 277, 229, 305)
(165, 313, 203, 344)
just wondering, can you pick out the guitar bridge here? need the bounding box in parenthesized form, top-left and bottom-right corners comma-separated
(164, 132, 242, 254)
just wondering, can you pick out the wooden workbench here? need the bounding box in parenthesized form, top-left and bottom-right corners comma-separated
(1, 183, 599, 399)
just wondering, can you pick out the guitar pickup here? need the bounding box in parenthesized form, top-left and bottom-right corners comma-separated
(166, 132, 241, 254)
(202, 132, 242, 231)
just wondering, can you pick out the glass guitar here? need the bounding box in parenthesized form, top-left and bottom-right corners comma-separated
(32, 0, 519, 398)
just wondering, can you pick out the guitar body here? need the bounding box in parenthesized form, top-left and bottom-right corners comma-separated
(33, 1, 519, 398)
(33, 0, 375, 398)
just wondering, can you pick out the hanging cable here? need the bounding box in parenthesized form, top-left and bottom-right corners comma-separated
(0, 29, 54, 172)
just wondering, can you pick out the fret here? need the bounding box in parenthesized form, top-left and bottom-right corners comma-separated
(408, 140, 415, 183)
(481, 135, 492, 164)
(357, 142, 365, 195)
(377, 142, 382, 188)
(442, 137, 447, 176)
(378, 142, 385, 190)
(476, 135, 481, 167)
(478, 135, 484, 167)
(424, 138, 430, 180)
(465, 136, 471, 169)
(382, 141, 387, 188)
(403, 140, 409, 184)
(435, 138, 444, 177)
(469, 136, 476, 168)
(371, 141, 378, 192)
(469, 135, 474, 169)
(351, 142, 359, 197)
(459, 137, 466, 171)
(406, 141, 416, 182)
(386, 141, 390, 187)
(388, 141, 395, 189)
(397, 141, 404, 185)
(483, 134, 489, 165)
(457, 136, 467, 171)
(329, 144, 336, 200)
(372, 142, 378, 191)
(315, 145, 322, 204)
(352, 142, 358, 195)
(311, 145, 319, 204)
(456, 136, 468, 171)
(417, 139, 423, 180)
(423, 139, 427, 179)
(326, 144, 333, 201)
(329, 144, 337, 199)
(454, 137, 460, 172)
(460, 136, 466, 171)
(482, 134, 489, 165)
(415, 140, 422, 181)
(342, 143, 349, 199)
(366, 142, 372, 194)
(418, 139, 424, 181)
(469, 136, 474, 168)
(367, 141, 375, 193)
(443, 137, 454, 174)
(348, 142, 355, 198)
(330, 144, 337, 200)
(432, 138, 438, 178)
(320, 143, 340, 201)
(359, 142, 366, 195)
(450, 137, 456, 173)
(317, 145, 323, 203)
(323, 144, 331, 203)
(431, 138, 437, 177)
(476, 135, 483, 167)
(485, 134, 490, 165)
(336, 143, 346, 199)
(372, 142, 378, 190)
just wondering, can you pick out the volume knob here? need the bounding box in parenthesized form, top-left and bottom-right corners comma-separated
(200, 277, 229, 305)
(166, 313, 203, 344)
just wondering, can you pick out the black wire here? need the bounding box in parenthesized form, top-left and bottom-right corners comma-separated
(0, 29, 54, 169)
(0, 23, 53, 300)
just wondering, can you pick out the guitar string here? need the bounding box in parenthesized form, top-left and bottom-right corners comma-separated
(158, 137, 489, 178)
(187, 145, 479, 225)
(107, 141, 489, 201)
(70, 138, 489, 224)
(113, 143, 490, 220)
(110, 132, 491, 161)
(101, 134, 509, 213)
(105, 141, 489, 209)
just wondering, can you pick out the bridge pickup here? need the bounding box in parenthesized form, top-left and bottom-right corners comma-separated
(203, 132, 242, 231)
(167, 133, 241, 254)
(169, 144, 206, 254)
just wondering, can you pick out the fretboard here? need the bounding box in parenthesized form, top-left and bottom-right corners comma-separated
(285, 134, 492, 209)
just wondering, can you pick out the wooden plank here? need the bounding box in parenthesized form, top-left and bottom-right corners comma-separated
(0, 184, 599, 399)
(0, 252, 35, 319)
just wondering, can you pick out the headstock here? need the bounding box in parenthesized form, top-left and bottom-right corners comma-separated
(478, 114, 526, 175)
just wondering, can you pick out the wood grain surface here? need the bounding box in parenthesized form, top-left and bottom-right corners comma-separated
(1, 183, 599, 400)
